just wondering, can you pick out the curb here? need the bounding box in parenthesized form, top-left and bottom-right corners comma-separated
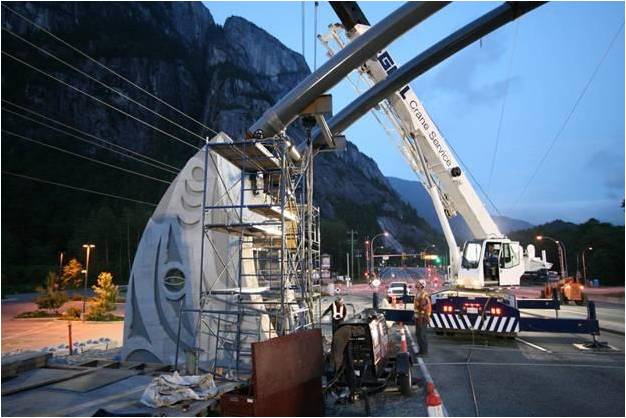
(403, 325, 449, 417)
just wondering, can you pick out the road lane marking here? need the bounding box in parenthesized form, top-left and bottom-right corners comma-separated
(425, 362, 624, 369)
(404, 325, 450, 417)
(515, 337, 552, 353)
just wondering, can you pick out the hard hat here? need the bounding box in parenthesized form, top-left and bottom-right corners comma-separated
(417, 279, 426, 288)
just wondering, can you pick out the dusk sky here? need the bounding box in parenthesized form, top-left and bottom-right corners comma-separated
(206, 1, 625, 226)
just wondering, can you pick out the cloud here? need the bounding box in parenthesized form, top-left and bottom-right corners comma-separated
(583, 149, 624, 197)
(421, 35, 521, 106)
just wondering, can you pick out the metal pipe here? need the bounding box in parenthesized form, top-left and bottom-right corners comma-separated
(311, 1, 545, 147)
(247, 1, 448, 138)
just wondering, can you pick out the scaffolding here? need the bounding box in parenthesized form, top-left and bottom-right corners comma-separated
(175, 133, 321, 377)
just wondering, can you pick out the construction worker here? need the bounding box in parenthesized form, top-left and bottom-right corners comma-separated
(323, 296, 347, 333)
(413, 279, 431, 356)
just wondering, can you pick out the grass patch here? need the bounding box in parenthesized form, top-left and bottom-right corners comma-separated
(15, 310, 60, 319)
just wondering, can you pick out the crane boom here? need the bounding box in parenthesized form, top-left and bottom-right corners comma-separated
(325, 2, 549, 287)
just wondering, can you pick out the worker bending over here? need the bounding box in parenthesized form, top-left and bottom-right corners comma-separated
(323, 296, 347, 333)
(413, 279, 432, 356)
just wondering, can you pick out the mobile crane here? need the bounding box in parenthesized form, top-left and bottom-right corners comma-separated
(321, 2, 601, 337)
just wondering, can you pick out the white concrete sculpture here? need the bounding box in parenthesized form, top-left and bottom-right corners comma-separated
(122, 133, 294, 367)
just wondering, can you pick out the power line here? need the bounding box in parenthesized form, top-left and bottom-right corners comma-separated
(2, 106, 180, 175)
(2, 129, 172, 185)
(487, 19, 519, 193)
(513, 21, 624, 208)
(1, 50, 200, 151)
(2, 26, 209, 144)
(2, 99, 181, 172)
(1, 3, 219, 137)
(2, 170, 157, 207)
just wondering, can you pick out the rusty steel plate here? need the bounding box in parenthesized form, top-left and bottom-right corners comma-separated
(251, 329, 324, 416)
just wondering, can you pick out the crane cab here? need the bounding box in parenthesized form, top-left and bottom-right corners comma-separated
(458, 238, 525, 289)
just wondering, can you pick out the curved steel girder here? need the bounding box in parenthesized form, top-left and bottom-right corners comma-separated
(247, 1, 448, 139)
(311, 1, 545, 148)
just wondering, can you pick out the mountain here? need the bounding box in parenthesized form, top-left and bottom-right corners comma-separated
(1, 2, 439, 292)
(387, 176, 534, 242)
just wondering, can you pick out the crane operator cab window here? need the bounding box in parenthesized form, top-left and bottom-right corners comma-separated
(483, 242, 501, 283)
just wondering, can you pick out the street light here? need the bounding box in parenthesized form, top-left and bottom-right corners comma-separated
(57, 251, 64, 289)
(370, 231, 389, 278)
(82, 244, 95, 322)
(535, 235, 567, 278)
(581, 246, 593, 285)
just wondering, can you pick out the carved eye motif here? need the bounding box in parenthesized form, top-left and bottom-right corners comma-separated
(163, 268, 186, 293)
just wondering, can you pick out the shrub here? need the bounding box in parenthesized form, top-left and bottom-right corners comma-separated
(34, 272, 68, 313)
(87, 272, 118, 320)
(63, 306, 82, 320)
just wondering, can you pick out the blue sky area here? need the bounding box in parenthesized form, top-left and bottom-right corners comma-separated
(205, 1, 625, 226)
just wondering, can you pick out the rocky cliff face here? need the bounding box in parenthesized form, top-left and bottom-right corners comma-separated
(1, 2, 439, 286)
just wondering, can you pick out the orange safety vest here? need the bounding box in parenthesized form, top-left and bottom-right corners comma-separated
(414, 290, 432, 322)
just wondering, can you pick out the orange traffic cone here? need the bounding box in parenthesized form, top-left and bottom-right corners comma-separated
(426, 382, 444, 416)
(399, 323, 408, 353)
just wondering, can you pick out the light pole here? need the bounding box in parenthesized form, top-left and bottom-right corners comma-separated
(581, 246, 593, 285)
(364, 239, 370, 278)
(57, 251, 64, 288)
(370, 231, 389, 278)
(82, 244, 95, 322)
(536, 236, 566, 278)
(347, 230, 357, 280)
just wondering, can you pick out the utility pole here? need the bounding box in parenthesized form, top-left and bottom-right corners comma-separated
(82, 244, 95, 322)
(582, 246, 593, 285)
(347, 230, 357, 280)
(58, 251, 64, 288)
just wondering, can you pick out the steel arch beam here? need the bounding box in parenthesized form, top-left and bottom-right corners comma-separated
(310, 1, 546, 149)
(247, 1, 448, 139)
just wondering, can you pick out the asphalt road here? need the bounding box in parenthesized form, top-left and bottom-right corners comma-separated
(334, 267, 625, 417)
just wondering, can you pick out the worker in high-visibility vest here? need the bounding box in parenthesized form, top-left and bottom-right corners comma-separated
(413, 279, 432, 356)
(322, 296, 347, 333)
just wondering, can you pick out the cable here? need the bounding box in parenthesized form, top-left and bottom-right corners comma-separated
(2, 26, 209, 145)
(301, 2, 306, 59)
(0, 3, 219, 137)
(2, 106, 180, 175)
(486, 19, 519, 193)
(436, 123, 503, 217)
(2, 99, 181, 172)
(2, 129, 172, 185)
(466, 349, 480, 417)
(2, 170, 157, 207)
(313, 1, 319, 71)
(1, 50, 199, 151)
(513, 21, 624, 208)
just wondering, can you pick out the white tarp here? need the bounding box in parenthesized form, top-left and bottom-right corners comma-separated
(140, 371, 219, 408)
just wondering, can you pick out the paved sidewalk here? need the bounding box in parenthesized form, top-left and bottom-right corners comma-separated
(2, 299, 124, 354)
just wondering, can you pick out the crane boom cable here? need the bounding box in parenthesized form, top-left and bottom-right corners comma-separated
(2, 99, 181, 172)
(0, 3, 219, 136)
(513, 20, 624, 208)
(1, 50, 199, 150)
(1, 26, 209, 144)
(2, 107, 179, 175)
(2, 170, 157, 207)
(486, 19, 519, 193)
(2, 129, 172, 185)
